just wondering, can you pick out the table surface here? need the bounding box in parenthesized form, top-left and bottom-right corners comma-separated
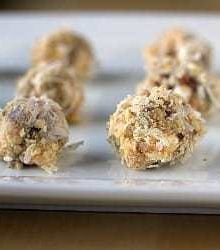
(0, 211, 220, 250)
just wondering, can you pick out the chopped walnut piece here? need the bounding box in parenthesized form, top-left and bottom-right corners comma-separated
(144, 28, 211, 70)
(17, 63, 84, 124)
(0, 97, 69, 172)
(137, 59, 216, 116)
(107, 87, 206, 169)
(32, 28, 94, 80)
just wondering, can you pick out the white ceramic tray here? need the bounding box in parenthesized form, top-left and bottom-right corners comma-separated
(0, 12, 220, 213)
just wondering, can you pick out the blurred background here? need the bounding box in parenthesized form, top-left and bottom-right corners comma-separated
(1, 0, 220, 11)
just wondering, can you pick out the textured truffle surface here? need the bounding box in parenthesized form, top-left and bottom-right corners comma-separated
(137, 59, 216, 116)
(0, 97, 69, 172)
(17, 63, 84, 124)
(32, 29, 93, 80)
(107, 87, 205, 169)
(144, 28, 212, 70)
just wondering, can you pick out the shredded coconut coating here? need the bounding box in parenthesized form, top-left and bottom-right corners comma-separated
(144, 28, 212, 70)
(17, 63, 84, 124)
(137, 58, 216, 116)
(0, 97, 69, 172)
(107, 87, 206, 169)
(32, 29, 94, 80)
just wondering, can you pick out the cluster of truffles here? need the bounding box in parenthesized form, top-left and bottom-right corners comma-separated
(0, 28, 93, 172)
(107, 28, 214, 170)
(0, 27, 216, 173)
(107, 87, 205, 169)
(138, 28, 219, 117)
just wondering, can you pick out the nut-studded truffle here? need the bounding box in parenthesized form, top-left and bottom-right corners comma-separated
(17, 63, 84, 124)
(144, 28, 211, 70)
(137, 59, 216, 116)
(0, 97, 69, 172)
(32, 29, 93, 80)
(107, 87, 205, 169)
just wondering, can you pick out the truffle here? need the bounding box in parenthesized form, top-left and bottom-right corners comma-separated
(0, 97, 69, 172)
(144, 28, 211, 70)
(137, 59, 216, 116)
(107, 87, 205, 169)
(17, 63, 84, 124)
(32, 29, 94, 80)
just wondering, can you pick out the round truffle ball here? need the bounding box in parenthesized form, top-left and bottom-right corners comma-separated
(144, 28, 211, 70)
(17, 63, 84, 124)
(107, 87, 205, 169)
(178, 38, 211, 69)
(32, 29, 94, 80)
(0, 97, 69, 172)
(137, 59, 216, 116)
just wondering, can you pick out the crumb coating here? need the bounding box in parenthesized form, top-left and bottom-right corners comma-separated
(0, 97, 69, 172)
(17, 63, 84, 124)
(137, 58, 216, 116)
(144, 28, 211, 70)
(107, 87, 205, 169)
(32, 29, 93, 80)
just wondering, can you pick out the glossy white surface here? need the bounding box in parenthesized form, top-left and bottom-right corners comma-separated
(0, 12, 220, 213)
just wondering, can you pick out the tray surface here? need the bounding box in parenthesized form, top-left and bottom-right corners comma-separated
(0, 12, 220, 213)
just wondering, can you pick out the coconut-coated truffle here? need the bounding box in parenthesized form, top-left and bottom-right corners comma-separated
(32, 29, 94, 80)
(0, 97, 69, 172)
(144, 28, 211, 70)
(137, 58, 216, 116)
(107, 87, 205, 169)
(17, 63, 84, 124)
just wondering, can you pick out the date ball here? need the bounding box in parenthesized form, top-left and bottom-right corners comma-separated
(17, 63, 84, 124)
(32, 29, 94, 80)
(137, 59, 216, 116)
(0, 97, 69, 172)
(107, 87, 205, 169)
(144, 28, 211, 70)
